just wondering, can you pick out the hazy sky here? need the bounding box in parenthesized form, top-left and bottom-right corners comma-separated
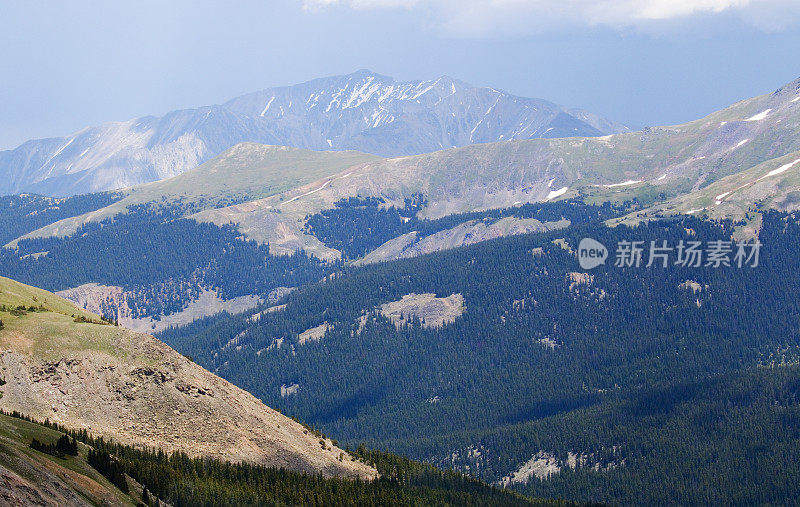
(1, 0, 799, 149)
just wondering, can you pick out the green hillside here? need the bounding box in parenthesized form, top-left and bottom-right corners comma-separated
(0, 412, 136, 505)
(0, 275, 99, 319)
(618, 148, 800, 227)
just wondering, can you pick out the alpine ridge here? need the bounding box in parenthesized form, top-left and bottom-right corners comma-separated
(0, 70, 628, 197)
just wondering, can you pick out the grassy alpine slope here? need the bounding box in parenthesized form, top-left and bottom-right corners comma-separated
(0, 413, 138, 506)
(191, 75, 800, 256)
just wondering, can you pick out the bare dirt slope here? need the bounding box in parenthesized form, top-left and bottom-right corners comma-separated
(378, 293, 465, 329)
(357, 217, 569, 265)
(56, 283, 262, 334)
(0, 276, 375, 480)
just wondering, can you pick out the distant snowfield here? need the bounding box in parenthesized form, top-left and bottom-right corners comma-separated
(745, 109, 772, 122)
(259, 96, 275, 117)
(0, 70, 627, 197)
(759, 158, 800, 181)
(281, 179, 334, 205)
(546, 186, 568, 200)
(603, 180, 642, 188)
(715, 191, 731, 205)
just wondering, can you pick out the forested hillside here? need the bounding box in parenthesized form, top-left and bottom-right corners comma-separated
(158, 210, 800, 505)
(5, 3, 799, 505)
(1, 77, 800, 505)
(0, 199, 623, 322)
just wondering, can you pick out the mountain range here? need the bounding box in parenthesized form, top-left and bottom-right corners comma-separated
(16, 75, 797, 257)
(0, 75, 797, 332)
(3, 73, 800, 505)
(0, 70, 629, 197)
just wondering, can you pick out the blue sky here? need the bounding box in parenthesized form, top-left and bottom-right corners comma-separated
(1, 0, 799, 149)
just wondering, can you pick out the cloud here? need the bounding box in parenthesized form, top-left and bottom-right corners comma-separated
(301, 0, 800, 34)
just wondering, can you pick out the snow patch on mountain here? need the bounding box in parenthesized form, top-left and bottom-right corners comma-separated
(259, 96, 275, 117)
(603, 179, 642, 188)
(759, 158, 800, 180)
(546, 186, 568, 200)
(745, 109, 772, 121)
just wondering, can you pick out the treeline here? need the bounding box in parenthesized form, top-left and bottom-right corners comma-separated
(87, 447, 130, 493)
(83, 441, 542, 507)
(304, 194, 425, 259)
(0, 191, 123, 246)
(6, 410, 546, 506)
(304, 196, 628, 259)
(0, 303, 47, 316)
